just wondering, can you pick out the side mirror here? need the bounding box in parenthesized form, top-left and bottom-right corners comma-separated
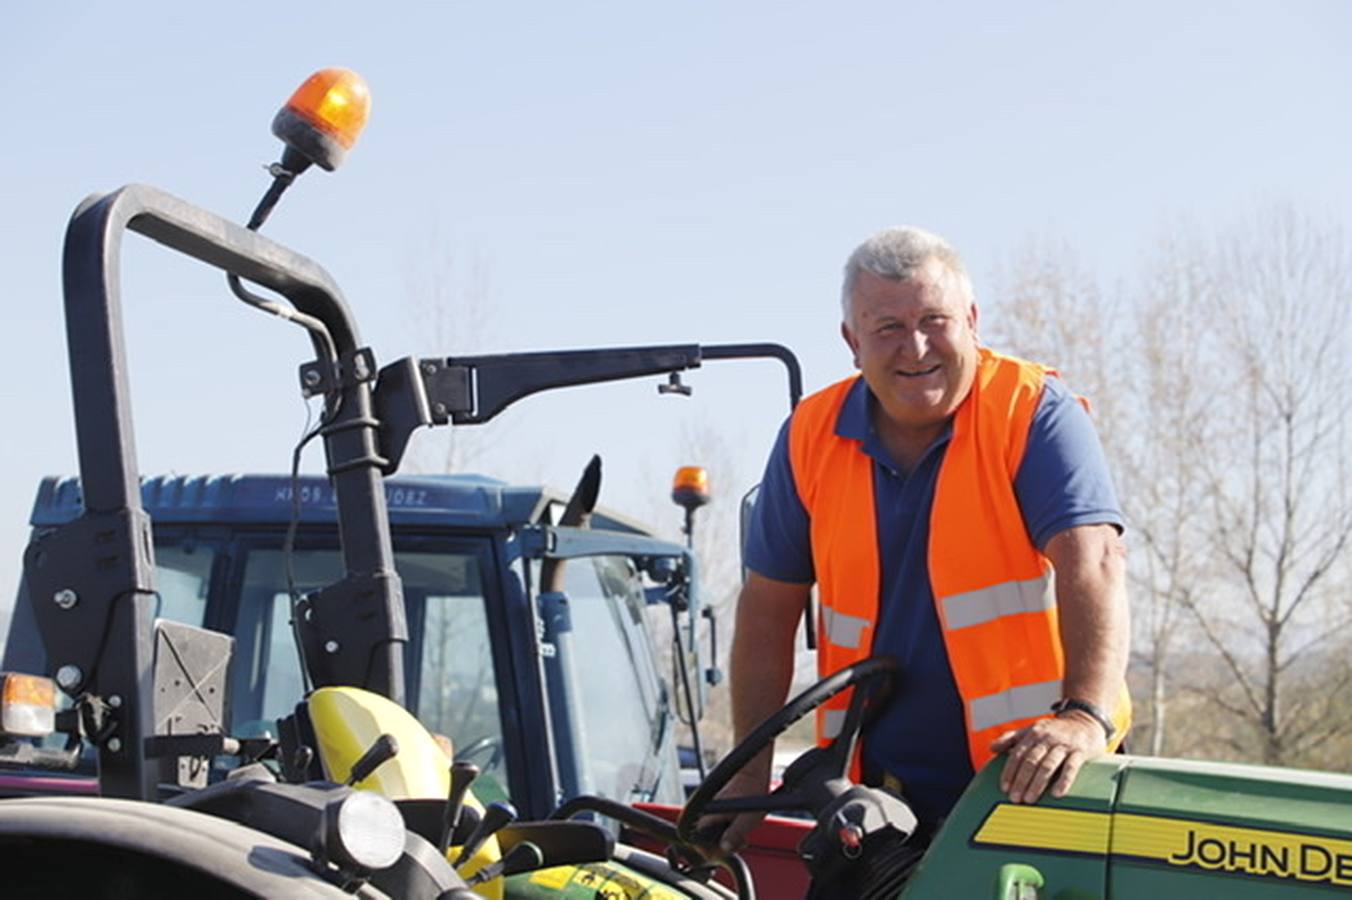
(641, 553, 708, 722)
(738, 484, 760, 584)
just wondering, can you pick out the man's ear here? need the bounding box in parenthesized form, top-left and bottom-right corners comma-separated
(841, 320, 861, 368)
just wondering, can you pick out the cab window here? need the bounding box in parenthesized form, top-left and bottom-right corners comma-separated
(560, 555, 680, 804)
(151, 539, 215, 627)
(229, 544, 508, 786)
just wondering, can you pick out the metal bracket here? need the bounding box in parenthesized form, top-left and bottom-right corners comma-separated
(144, 735, 273, 763)
(295, 571, 410, 692)
(22, 509, 157, 696)
(416, 358, 474, 423)
(657, 372, 693, 397)
(371, 357, 437, 475)
(0, 739, 83, 771)
(299, 347, 377, 398)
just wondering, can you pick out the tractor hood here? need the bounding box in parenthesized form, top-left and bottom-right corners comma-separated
(905, 753, 1352, 897)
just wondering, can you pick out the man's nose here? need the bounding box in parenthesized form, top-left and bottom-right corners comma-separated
(900, 328, 928, 360)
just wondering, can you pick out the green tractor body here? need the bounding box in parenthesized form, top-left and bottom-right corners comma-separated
(905, 754, 1352, 897)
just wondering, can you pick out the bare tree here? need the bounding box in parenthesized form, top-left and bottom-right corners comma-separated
(989, 239, 1207, 757)
(1113, 237, 1214, 755)
(988, 212, 1352, 767)
(985, 239, 1122, 438)
(1180, 208, 1352, 766)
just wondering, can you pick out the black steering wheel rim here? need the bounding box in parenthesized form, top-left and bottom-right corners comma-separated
(677, 656, 897, 845)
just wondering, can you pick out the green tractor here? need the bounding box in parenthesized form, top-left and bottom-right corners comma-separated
(2, 68, 1350, 900)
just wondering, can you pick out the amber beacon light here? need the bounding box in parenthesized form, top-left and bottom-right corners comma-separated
(272, 67, 372, 173)
(671, 466, 712, 510)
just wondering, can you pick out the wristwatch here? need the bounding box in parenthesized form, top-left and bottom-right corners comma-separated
(1050, 698, 1116, 742)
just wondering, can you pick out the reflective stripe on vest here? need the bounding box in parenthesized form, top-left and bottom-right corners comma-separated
(788, 348, 1131, 773)
(941, 573, 1054, 631)
(823, 606, 872, 650)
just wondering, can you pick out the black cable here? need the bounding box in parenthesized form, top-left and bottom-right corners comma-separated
(284, 402, 321, 695)
(227, 274, 339, 366)
(228, 157, 340, 368)
(230, 152, 344, 696)
(670, 602, 707, 780)
(282, 384, 346, 695)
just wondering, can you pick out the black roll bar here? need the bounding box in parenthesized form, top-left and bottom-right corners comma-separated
(24, 185, 407, 799)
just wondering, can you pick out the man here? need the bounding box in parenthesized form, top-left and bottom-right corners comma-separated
(718, 226, 1130, 851)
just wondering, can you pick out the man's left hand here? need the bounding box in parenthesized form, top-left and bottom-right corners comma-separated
(991, 712, 1107, 804)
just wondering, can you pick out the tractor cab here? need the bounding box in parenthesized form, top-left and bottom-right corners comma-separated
(4, 471, 700, 819)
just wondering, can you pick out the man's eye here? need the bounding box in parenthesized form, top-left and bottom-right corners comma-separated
(920, 315, 948, 328)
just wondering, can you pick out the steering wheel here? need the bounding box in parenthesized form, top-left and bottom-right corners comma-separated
(677, 656, 897, 844)
(454, 734, 505, 773)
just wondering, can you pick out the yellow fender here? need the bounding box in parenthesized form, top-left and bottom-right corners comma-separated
(307, 686, 503, 899)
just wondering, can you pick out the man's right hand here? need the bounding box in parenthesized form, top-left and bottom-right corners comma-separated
(697, 762, 773, 855)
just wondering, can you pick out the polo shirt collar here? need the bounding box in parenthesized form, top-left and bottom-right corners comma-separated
(835, 376, 872, 441)
(835, 375, 953, 471)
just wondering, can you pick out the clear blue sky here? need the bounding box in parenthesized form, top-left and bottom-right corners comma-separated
(2, 2, 1350, 627)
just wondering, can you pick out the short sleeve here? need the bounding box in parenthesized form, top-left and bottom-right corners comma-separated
(743, 419, 815, 584)
(1014, 377, 1125, 550)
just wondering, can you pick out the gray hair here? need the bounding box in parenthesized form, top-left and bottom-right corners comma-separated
(841, 225, 974, 317)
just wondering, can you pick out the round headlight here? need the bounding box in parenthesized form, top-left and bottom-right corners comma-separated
(324, 789, 406, 871)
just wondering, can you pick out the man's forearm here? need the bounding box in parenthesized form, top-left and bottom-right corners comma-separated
(1047, 525, 1130, 713)
(728, 575, 810, 766)
(995, 525, 1130, 804)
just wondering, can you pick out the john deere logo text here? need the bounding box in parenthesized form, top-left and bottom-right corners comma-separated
(1168, 827, 1352, 886)
(972, 804, 1352, 889)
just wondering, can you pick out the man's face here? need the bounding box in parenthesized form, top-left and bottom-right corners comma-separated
(841, 259, 979, 435)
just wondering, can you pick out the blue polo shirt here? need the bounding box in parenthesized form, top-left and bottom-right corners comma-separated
(744, 374, 1123, 823)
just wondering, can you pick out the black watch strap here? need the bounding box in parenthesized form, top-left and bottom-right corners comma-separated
(1051, 698, 1116, 742)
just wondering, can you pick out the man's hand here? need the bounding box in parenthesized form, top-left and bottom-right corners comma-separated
(695, 764, 774, 855)
(991, 711, 1107, 804)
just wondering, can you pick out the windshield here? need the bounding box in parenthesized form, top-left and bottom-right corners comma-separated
(230, 544, 508, 787)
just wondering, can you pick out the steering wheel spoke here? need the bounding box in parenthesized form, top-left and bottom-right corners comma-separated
(821, 669, 884, 777)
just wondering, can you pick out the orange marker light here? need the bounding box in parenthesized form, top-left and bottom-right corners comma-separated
(272, 68, 371, 172)
(0, 672, 56, 737)
(671, 466, 712, 510)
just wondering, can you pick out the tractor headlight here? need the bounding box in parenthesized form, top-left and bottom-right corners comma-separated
(321, 790, 406, 872)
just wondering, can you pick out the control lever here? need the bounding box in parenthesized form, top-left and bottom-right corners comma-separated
(346, 734, 400, 786)
(438, 761, 480, 854)
(454, 801, 517, 867)
(467, 841, 545, 885)
(449, 805, 481, 848)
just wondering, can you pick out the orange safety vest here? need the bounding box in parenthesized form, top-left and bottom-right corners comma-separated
(787, 348, 1130, 772)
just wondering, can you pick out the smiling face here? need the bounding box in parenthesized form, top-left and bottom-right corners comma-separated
(841, 258, 980, 444)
